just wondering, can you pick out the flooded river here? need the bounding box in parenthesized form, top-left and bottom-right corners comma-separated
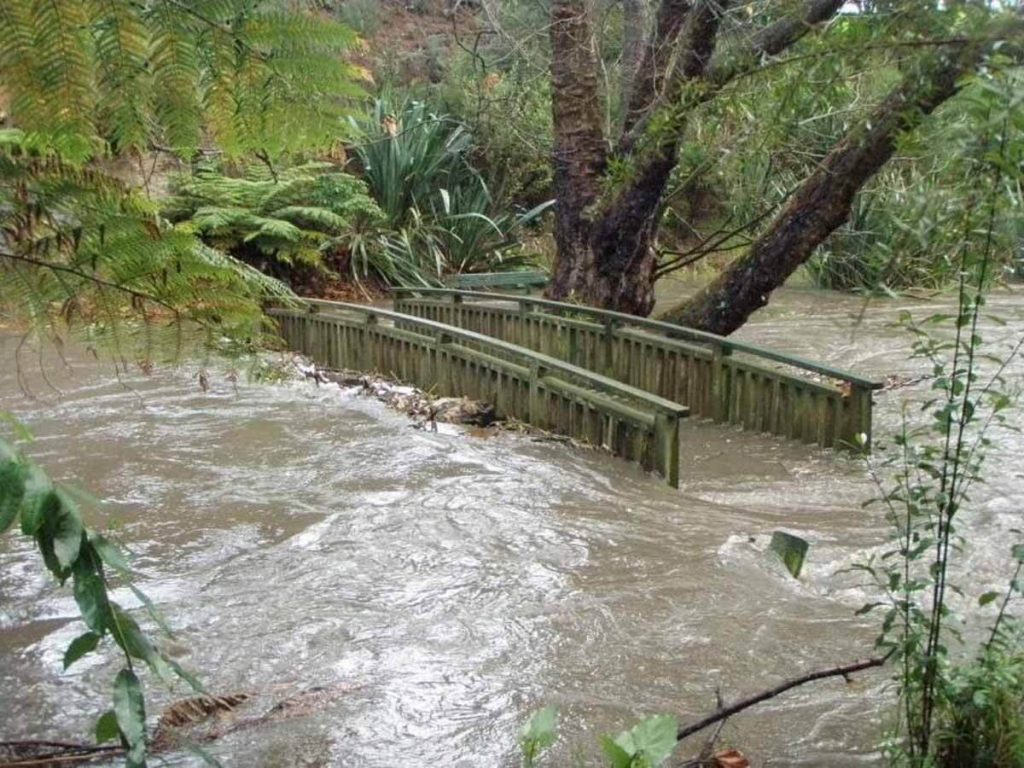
(1, 286, 1022, 766)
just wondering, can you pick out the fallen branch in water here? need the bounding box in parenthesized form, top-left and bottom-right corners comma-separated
(676, 655, 889, 743)
(0, 740, 123, 766)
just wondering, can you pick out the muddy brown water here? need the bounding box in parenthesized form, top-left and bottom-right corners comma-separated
(1, 285, 1022, 767)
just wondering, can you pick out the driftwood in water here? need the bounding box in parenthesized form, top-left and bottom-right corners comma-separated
(298, 361, 498, 428)
(0, 684, 361, 767)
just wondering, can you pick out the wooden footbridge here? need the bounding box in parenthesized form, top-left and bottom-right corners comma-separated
(270, 289, 882, 488)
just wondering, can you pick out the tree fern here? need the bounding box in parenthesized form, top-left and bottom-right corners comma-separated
(164, 162, 386, 277)
(0, 0, 365, 364)
(0, 141, 294, 364)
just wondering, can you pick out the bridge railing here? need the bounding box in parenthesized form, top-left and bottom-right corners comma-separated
(392, 287, 884, 450)
(269, 300, 688, 486)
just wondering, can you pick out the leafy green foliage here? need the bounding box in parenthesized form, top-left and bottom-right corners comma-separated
(806, 70, 1024, 294)
(0, 0, 366, 364)
(165, 162, 386, 285)
(520, 706, 558, 767)
(350, 95, 475, 227)
(0, 435, 201, 765)
(350, 95, 550, 278)
(432, 56, 555, 206)
(114, 669, 147, 767)
(0, 140, 295, 364)
(601, 714, 679, 768)
(653, 10, 1024, 291)
(932, 646, 1024, 767)
(0, 0, 362, 162)
(857, 91, 1024, 765)
(518, 707, 682, 768)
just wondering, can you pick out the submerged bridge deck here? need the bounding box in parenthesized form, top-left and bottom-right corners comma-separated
(271, 300, 687, 486)
(271, 290, 882, 487)
(393, 288, 883, 451)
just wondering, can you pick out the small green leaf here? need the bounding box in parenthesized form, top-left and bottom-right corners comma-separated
(110, 604, 173, 683)
(128, 583, 173, 636)
(73, 555, 114, 634)
(0, 451, 27, 533)
(113, 668, 147, 767)
(184, 742, 226, 767)
(90, 533, 132, 575)
(0, 412, 34, 442)
(600, 734, 634, 768)
(628, 714, 678, 765)
(520, 706, 557, 764)
(978, 591, 1001, 607)
(95, 710, 119, 744)
(1012, 544, 1024, 563)
(64, 631, 101, 670)
(167, 657, 205, 693)
(52, 490, 85, 570)
(20, 465, 59, 536)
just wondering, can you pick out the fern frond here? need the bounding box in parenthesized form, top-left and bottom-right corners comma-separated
(88, 0, 150, 152)
(147, 4, 202, 155)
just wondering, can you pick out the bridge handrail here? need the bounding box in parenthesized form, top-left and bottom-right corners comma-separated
(391, 287, 884, 391)
(297, 298, 689, 418)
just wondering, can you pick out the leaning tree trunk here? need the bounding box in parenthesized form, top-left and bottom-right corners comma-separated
(660, 35, 1011, 335)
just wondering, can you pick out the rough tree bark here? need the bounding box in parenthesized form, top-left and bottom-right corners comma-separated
(619, 0, 649, 120)
(547, 0, 723, 313)
(545, 0, 1021, 332)
(548, 0, 609, 298)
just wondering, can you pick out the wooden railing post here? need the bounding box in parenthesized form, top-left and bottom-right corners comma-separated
(844, 384, 874, 451)
(360, 312, 377, 370)
(603, 319, 617, 377)
(304, 303, 318, 356)
(711, 345, 732, 423)
(529, 362, 548, 429)
(435, 331, 454, 394)
(654, 411, 680, 488)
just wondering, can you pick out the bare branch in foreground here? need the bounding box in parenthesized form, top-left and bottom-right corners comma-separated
(676, 655, 888, 743)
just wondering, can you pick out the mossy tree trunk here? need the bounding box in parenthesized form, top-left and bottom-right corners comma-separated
(544, 0, 1021, 331)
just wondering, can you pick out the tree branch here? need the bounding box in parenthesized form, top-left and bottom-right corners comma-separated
(705, 0, 845, 88)
(0, 250, 182, 317)
(622, 0, 845, 153)
(622, 0, 691, 135)
(676, 655, 888, 742)
(661, 18, 1023, 334)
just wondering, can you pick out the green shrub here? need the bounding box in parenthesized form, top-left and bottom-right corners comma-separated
(350, 94, 551, 276)
(432, 56, 555, 206)
(933, 647, 1024, 768)
(164, 163, 389, 287)
(337, 0, 383, 35)
(349, 95, 475, 226)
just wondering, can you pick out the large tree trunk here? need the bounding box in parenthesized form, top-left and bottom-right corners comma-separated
(547, 0, 609, 302)
(660, 36, 1007, 334)
(549, 0, 723, 313)
(547, 0, 848, 314)
(546, 0, 1017, 332)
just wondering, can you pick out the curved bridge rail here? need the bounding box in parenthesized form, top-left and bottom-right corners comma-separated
(392, 288, 883, 451)
(269, 300, 688, 486)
